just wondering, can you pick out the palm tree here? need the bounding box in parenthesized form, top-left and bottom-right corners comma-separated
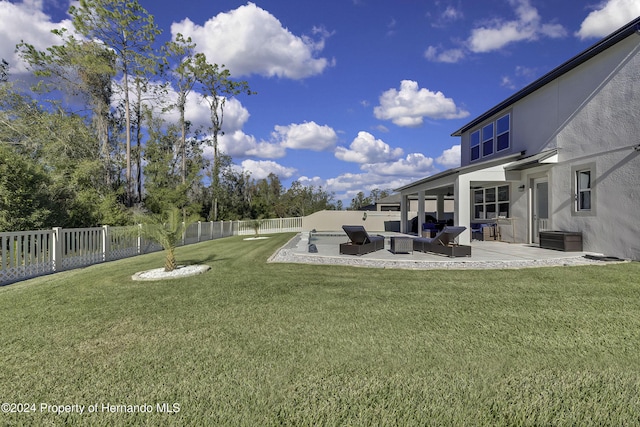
(137, 207, 197, 272)
(248, 218, 265, 238)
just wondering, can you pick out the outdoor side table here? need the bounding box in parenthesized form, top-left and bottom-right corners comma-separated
(390, 236, 413, 254)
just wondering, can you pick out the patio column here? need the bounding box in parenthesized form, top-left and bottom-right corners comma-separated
(436, 194, 445, 221)
(454, 176, 471, 245)
(417, 190, 425, 237)
(400, 194, 409, 233)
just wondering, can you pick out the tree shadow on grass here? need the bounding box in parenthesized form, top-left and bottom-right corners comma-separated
(181, 252, 229, 266)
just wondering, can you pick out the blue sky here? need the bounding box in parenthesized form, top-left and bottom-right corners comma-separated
(1, 0, 639, 203)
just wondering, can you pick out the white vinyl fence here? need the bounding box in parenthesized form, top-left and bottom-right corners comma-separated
(0, 217, 302, 286)
(235, 217, 303, 236)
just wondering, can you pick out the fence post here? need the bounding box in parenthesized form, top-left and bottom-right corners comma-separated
(137, 224, 143, 255)
(102, 225, 110, 262)
(52, 227, 63, 272)
(197, 221, 202, 242)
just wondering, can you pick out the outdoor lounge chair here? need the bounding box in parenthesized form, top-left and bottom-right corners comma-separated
(413, 226, 471, 257)
(340, 225, 385, 255)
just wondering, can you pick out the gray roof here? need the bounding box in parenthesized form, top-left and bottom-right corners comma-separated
(451, 16, 640, 137)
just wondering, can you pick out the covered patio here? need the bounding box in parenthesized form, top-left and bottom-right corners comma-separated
(394, 151, 558, 246)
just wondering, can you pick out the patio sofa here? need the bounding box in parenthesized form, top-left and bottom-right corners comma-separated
(413, 226, 471, 257)
(340, 225, 385, 256)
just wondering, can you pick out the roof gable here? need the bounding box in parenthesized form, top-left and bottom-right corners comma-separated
(451, 16, 640, 137)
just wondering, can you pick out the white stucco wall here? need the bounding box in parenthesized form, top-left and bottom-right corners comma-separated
(460, 34, 640, 259)
(550, 35, 640, 259)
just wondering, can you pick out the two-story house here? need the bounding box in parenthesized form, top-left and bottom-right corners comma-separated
(396, 17, 640, 260)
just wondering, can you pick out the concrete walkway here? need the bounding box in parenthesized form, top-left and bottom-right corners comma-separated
(269, 232, 617, 270)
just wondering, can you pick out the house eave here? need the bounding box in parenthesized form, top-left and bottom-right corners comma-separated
(395, 151, 524, 193)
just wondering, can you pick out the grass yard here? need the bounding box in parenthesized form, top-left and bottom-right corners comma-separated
(1, 233, 640, 426)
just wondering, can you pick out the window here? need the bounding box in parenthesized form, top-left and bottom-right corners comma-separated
(496, 114, 510, 151)
(577, 170, 591, 211)
(469, 113, 510, 161)
(470, 131, 480, 161)
(474, 185, 510, 219)
(482, 123, 494, 156)
(572, 164, 595, 216)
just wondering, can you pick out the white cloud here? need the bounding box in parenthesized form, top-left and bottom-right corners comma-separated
(334, 131, 403, 164)
(436, 145, 461, 167)
(576, 0, 640, 39)
(171, 2, 333, 79)
(240, 159, 297, 180)
(217, 131, 260, 158)
(362, 153, 437, 176)
(467, 0, 566, 53)
(297, 175, 325, 188)
(430, 4, 464, 28)
(500, 65, 538, 90)
(374, 80, 469, 127)
(442, 6, 463, 21)
(158, 88, 250, 134)
(147, 84, 266, 160)
(323, 172, 416, 200)
(272, 121, 338, 151)
(202, 131, 286, 160)
(0, 0, 72, 74)
(424, 46, 466, 63)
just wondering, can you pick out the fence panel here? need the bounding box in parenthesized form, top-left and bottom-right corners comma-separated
(0, 230, 55, 286)
(1, 217, 302, 285)
(60, 228, 104, 270)
(200, 222, 213, 241)
(108, 226, 139, 261)
(183, 223, 200, 245)
(236, 217, 303, 236)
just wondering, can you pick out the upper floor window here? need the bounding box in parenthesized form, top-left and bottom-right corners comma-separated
(496, 114, 510, 151)
(470, 130, 480, 161)
(469, 113, 510, 161)
(482, 123, 494, 156)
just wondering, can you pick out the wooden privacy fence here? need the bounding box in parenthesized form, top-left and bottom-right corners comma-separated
(0, 218, 302, 286)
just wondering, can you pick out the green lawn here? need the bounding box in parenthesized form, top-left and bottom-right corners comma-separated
(1, 233, 639, 426)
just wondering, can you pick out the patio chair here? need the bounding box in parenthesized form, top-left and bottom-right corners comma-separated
(413, 226, 471, 257)
(339, 225, 385, 255)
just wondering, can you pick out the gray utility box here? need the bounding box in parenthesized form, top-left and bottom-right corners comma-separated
(539, 231, 583, 252)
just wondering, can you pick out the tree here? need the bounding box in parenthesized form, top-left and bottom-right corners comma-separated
(162, 33, 198, 186)
(0, 83, 130, 228)
(69, 0, 161, 205)
(349, 191, 372, 210)
(17, 33, 117, 184)
(142, 107, 205, 217)
(369, 188, 393, 203)
(0, 145, 54, 231)
(136, 207, 198, 272)
(283, 181, 335, 217)
(193, 53, 253, 220)
(348, 189, 391, 210)
(213, 154, 252, 220)
(250, 173, 284, 218)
